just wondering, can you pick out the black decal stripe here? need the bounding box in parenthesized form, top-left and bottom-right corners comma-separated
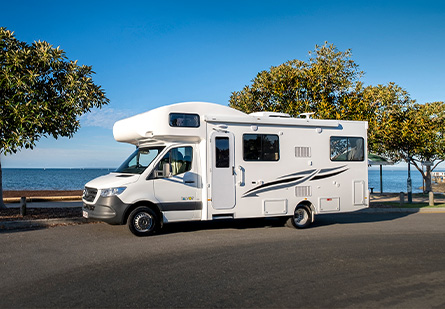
(318, 165, 347, 174)
(160, 202, 202, 211)
(242, 178, 312, 197)
(243, 176, 304, 196)
(310, 169, 346, 181)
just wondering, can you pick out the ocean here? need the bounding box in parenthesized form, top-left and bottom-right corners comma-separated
(2, 168, 112, 191)
(1, 167, 438, 193)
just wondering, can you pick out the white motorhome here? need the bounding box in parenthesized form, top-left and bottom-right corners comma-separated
(83, 102, 368, 236)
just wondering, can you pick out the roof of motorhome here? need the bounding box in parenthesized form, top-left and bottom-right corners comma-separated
(113, 102, 359, 145)
(113, 102, 246, 144)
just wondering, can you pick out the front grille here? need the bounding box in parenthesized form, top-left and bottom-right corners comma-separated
(83, 187, 98, 202)
(84, 204, 95, 211)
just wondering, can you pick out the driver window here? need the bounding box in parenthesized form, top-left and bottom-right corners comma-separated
(157, 146, 193, 177)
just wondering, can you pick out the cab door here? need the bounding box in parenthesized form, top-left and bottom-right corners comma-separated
(153, 146, 201, 215)
(210, 132, 236, 209)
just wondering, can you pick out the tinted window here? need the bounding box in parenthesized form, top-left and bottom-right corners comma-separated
(215, 137, 230, 168)
(156, 146, 193, 177)
(330, 137, 364, 161)
(243, 134, 279, 161)
(169, 113, 200, 127)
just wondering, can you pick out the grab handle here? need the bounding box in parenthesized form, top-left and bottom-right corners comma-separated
(238, 165, 245, 186)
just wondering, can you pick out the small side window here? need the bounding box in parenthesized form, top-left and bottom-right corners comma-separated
(330, 137, 364, 161)
(243, 134, 279, 161)
(169, 113, 200, 128)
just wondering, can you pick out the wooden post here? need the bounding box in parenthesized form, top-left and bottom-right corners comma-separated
(399, 192, 404, 206)
(429, 192, 434, 206)
(20, 197, 27, 216)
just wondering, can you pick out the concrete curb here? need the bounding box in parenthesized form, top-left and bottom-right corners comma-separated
(363, 207, 445, 214)
(0, 218, 99, 231)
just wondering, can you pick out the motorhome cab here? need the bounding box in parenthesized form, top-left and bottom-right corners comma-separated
(83, 102, 368, 236)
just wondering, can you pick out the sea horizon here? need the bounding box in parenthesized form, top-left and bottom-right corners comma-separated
(2, 167, 443, 193)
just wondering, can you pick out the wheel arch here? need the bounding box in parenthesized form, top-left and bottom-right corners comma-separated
(295, 200, 315, 223)
(122, 201, 163, 226)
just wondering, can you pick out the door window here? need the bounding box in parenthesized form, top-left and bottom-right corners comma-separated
(156, 146, 193, 177)
(215, 137, 230, 168)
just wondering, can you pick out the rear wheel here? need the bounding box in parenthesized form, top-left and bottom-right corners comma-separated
(128, 206, 159, 236)
(288, 206, 311, 229)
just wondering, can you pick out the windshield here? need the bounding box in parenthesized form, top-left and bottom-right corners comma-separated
(115, 146, 165, 174)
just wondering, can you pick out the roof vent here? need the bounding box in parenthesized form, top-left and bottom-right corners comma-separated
(249, 112, 291, 118)
(299, 112, 315, 119)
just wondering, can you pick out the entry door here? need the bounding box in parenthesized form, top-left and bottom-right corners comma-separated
(211, 132, 236, 209)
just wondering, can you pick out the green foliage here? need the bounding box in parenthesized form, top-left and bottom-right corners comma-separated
(0, 27, 109, 155)
(229, 42, 445, 192)
(229, 42, 364, 119)
(362, 83, 415, 155)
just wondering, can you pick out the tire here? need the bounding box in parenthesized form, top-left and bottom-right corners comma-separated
(288, 206, 311, 229)
(128, 206, 159, 236)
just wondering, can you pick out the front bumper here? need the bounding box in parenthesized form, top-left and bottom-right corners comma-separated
(83, 195, 129, 225)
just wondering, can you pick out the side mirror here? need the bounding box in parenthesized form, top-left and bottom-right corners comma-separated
(163, 163, 171, 177)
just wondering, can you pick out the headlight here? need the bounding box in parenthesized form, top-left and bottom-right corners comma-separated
(100, 187, 126, 197)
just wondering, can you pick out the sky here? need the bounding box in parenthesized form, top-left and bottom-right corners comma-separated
(1, 0, 444, 168)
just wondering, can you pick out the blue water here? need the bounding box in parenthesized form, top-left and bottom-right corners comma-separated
(0, 167, 438, 192)
(2, 168, 112, 191)
(368, 168, 441, 193)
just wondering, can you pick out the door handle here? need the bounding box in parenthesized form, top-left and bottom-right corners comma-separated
(238, 165, 245, 186)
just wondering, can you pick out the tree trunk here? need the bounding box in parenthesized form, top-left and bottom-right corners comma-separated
(0, 156, 6, 209)
(424, 165, 432, 193)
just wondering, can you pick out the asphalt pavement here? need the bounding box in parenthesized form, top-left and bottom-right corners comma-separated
(1, 212, 445, 308)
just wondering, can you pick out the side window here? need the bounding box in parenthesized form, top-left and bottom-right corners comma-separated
(330, 137, 364, 161)
(215, 137, 230, 168)
(243, 134, 279, 161)
(169, 113, 200, 128)
(156, 146, 193, 177)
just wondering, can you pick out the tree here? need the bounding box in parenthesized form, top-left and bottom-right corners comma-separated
(0, 27, 109, 208)
(229, 42, 445, 192)
(361, 83, 415, 155)
(374, 99, 445, 192)
(229, 42, 398, 147)
(229, 42, 364, 119)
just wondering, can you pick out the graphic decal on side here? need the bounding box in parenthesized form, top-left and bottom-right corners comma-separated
(242, 165, 348, 197)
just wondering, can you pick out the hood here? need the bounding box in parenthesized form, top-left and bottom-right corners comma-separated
(85, 173, 140, 189)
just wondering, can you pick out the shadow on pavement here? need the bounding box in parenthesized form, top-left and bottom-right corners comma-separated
(159, 217, 287, 235)
(0, 211, 416, 235)
(311, 211, 414, 228)
(158, 211, 415, 235)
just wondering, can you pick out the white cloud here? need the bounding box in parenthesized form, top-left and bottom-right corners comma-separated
(80, 107, 134, 129)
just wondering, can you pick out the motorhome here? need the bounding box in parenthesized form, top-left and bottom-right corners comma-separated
(83, 102, 368, 236)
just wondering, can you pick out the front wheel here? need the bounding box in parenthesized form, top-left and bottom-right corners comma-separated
(288, 206, 311, 229)
(128, 206, 159, 236)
